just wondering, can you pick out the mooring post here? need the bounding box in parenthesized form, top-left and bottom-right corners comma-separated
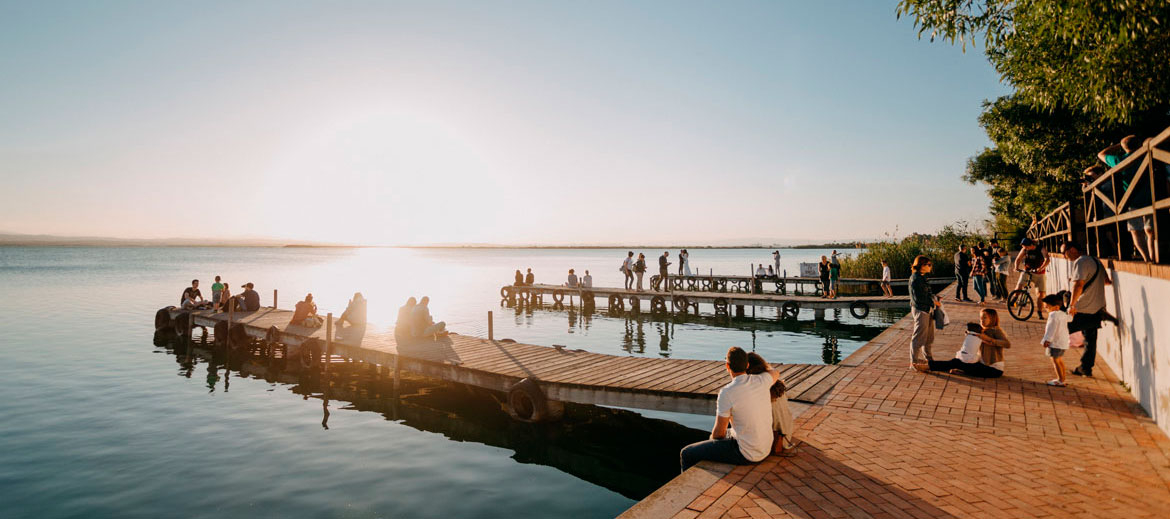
(488, 310, 494, 341)
(187, 307, 194, 344)
(325, 313, 333, 374)
(273, 289, 278, 309)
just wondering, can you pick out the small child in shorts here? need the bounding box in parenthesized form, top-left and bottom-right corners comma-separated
(1040, 292, 1071, 386)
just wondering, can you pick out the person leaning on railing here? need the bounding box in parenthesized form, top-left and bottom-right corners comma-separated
(1098, 135, 1156, 262)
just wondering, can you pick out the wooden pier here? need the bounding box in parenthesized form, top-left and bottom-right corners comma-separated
(648, 273, 953, 296)
(157, 306, 847, 421)
(501, 283, 909, 319)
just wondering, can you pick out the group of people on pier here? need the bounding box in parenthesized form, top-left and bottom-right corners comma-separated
(288, 292, 366, 330)
(951, 240, 1012, 305)
(816, 252, 841, 299)
(513, 268, 535, 286)
(180, 277, 259, 313)
(619, 250, 682, 292)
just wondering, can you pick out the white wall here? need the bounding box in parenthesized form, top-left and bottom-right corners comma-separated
(1047, 257, 1170, 436)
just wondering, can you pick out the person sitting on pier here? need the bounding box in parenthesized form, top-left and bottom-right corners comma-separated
(411, 296, 447, 339)
(755, 264, 767, 278)
(766, 265, 775, 277)
(927, 308, 1011, 378)
(581, 270, 593, 288)
(289, 293, 320, 327)
(746, 352, 799, 457)
(214, 283, 231, 312)
(514, 270, 524, 286)
(525, 268, 535, 286)
(336, 292, 367, 328)
(565, 269, 578, 288)
(395, 297, 417, 342)
(181, 279, 203, 307)
(232, 282, 260, 312)
(680, 347, 779, 472)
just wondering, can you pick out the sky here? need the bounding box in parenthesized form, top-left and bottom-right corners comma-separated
(0, 0, 1009, 246)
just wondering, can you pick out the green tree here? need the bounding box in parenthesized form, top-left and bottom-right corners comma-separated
(896, 0, 1170, 122)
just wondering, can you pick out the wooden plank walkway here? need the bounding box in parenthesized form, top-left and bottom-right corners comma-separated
(624, 272, 1170, 519)
(170, 307, 847, 414)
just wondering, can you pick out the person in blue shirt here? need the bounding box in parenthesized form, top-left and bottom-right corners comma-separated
(1098, 135, 1155, 262)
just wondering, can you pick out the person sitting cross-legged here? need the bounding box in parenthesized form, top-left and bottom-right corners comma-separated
(680, 346, 779, 472)
(411, 296, 447, 339)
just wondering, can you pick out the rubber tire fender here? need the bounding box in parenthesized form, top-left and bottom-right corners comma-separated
(650, 295, 667, 315)
(298, 338, 322, 370)
(672, 294, 689, 312)
(507, 378, 549, 422)
(553, 290, 564, 303)
(608, 294, 624, 310)
(781, 301, 799, 319)
(155, 307, 175, 331)
(500, 286, 512, 299)
(849, 301, 870, 319)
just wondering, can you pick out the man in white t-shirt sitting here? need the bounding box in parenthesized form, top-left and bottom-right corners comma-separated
(680, 347, 779, 472)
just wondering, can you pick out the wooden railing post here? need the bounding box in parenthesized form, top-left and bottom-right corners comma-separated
(487, 311, 494, 341)
(273, 289, 278, 309)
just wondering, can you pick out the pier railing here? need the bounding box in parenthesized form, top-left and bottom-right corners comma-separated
(1028, 124, 1170, 263)
(1081, 125, 1170, 262)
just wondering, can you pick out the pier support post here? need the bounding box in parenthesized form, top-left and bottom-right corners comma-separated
(735, 305, 744, 318)
(393, 356, 401, 394)
(273, 289, 278, 309)
(814, 308, 826, 321)
(488, 311, 494, 341)
(325, 313, 333, 374)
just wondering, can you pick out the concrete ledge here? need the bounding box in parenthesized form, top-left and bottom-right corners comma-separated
(617, 461, 734, 519)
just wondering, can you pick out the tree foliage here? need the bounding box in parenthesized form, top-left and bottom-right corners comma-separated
(839, 222, 985, 279)
(897, 0, 1170, 123)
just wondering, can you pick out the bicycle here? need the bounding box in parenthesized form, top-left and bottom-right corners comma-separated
(1007, 270, 1040, 321)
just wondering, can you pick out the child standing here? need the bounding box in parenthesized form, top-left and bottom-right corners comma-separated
(1040, 292, 1071, 386)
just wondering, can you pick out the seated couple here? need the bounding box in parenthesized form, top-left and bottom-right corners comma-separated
(394, 296, 447, 342)
(680, 347, 799, 473)
(926, 308, 1011, 378)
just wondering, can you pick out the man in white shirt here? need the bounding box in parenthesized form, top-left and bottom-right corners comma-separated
(622, 251, 635, 290)
(581, 270, 593, 288)
(1063, 241, 1112, 377)
(680, 347, 779, 472)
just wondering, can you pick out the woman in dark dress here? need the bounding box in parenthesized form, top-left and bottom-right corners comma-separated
(818, 256, 831, 298)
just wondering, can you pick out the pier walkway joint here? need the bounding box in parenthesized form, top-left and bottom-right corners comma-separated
(624, 288, 1170, 518)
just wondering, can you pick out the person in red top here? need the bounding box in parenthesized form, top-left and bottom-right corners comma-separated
(289, 293, 318, 326)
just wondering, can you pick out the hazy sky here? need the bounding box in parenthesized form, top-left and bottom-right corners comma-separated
(0, 0, 1008, 245)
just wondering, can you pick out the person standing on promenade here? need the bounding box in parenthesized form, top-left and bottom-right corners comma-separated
(1063, 241, 1112, 378)
(971, 251, 989, 304)
(581, 270, 592, 288)
(634, 253, 647, 292)
(994, 247, 1010, 300)
(880, 260, 893, 297)
(622, 251, 635, 290)
(1040, 293, 1071, 386)
(525, 268, 535, 286)
(658, 251, 672, 292)
(1014, 238, 1049, 319)
(954, 245, 972, 302)
(680, 346, 779, 472)
(818, 256, 831, 298)
(909, 255, 940, 372)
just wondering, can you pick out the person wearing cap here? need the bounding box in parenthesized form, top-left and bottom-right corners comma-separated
(230, 282, 260, 311)
(1013, 238, 1049, 319)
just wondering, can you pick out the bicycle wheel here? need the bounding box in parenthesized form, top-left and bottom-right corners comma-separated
(1007, 290, 1034, 321)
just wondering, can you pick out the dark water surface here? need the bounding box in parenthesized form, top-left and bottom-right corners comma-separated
(0, 247, 901, 518)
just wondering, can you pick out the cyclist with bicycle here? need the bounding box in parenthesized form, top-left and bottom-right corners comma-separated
(1013, 238, 1050, 320)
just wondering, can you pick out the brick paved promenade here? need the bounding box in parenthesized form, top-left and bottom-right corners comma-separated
(625, 289, 1170, 518)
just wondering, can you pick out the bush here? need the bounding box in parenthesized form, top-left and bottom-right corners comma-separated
(839, 222, 987, 279)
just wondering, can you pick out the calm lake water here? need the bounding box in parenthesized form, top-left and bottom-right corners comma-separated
(0, 246, 901, 518)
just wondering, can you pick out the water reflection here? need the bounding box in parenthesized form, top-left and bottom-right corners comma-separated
(153, 336, 706, 500)
(502, 300, 897, 364)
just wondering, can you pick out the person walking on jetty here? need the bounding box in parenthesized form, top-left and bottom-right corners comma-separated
(680, 347, 779, 472)
(634, 253, 647, 291)
(1040, 293, 1071, 386)
(880, 260, 893, 297)
(622, 251, 635, 290)
(581, 270, 593, 288)
(827, 260, 841, 299)
(412, 296, 447, 339)
(658, 251, 672, 292)
(1063, 241, 1113, 378)
(909, 255, 940, 372)
(818, 256, 831, 298)
(211, 276, 224, 309)
(524, 268, 535, 286)
(954, 245, 972, 302)
(395, 297, 417, 342)
(1014, 238, 1049, 319)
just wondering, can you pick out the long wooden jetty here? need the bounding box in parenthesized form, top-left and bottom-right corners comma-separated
(501, 283, 909, 319)
(649, 273, 952, 296)
(157, 305, 847, 421)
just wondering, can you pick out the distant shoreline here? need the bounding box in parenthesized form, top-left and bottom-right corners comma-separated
(2, 242, 866, 249)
